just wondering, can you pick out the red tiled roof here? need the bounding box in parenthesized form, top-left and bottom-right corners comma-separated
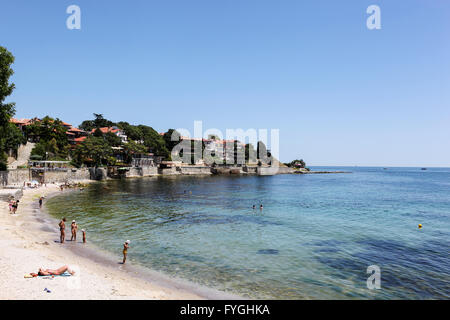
(10, 118, 33, 125)
(74, 137, 87, 142)
(91, 127, 120, 134)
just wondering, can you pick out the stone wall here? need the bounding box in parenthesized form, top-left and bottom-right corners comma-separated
(125, 166, 159, 178)
(90, 167, 108, 180)
(0, 169, 30, 187)
(179, 166, 212, 175)
(44, 168, 91, 184)
(276, 167, 294, 174)
(159, 167, 179, 175)
(0, 168, 92, 186)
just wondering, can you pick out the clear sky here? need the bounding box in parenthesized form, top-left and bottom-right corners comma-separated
(1, 0, 449, 166)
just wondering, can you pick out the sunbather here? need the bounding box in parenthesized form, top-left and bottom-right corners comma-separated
(37, 265, 75, 276)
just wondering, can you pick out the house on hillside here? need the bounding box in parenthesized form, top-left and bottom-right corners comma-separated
(90, 126, 128, 144)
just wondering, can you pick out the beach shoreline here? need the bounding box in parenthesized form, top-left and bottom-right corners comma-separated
(0, 183, 240, 300)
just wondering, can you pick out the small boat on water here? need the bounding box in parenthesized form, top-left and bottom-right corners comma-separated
(421, 168, 427, 170)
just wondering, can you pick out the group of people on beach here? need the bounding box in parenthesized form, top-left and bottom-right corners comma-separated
(58, 217, 86, 244)
(58, 217, 130, 264)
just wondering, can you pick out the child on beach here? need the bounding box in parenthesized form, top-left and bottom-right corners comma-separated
(8, 199, 13, 212)
(122, 240, 130, 264)
(81, 229, 86, 243)
(71, 220, 78, 242)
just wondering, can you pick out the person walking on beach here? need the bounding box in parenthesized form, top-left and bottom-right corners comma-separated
(81, 229, 86, 243)
(59, 218, 66, 243)
(38, 197, 43, 209)
(71, 220, 78, 242)
(122, 240, 130, 264)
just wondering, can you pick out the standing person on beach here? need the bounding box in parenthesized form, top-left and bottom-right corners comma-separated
(38, 197, 43, 209)
(122, 240, 130, 264)
(71, 220, 78, 242)
(59, 218, 66, 243)
(12, 200, 19, 214)
(81, 229, 86, 243)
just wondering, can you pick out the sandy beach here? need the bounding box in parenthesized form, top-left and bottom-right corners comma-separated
(0, 183, 208, 300)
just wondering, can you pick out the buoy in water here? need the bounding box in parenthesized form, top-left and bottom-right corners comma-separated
(418, 224, 422, 229)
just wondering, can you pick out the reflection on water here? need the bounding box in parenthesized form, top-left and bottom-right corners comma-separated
(46, 168, 450, 299)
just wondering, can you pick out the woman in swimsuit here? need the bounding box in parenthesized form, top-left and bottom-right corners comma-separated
(37, 265, 75, 276)
(123, 240, 130, 264)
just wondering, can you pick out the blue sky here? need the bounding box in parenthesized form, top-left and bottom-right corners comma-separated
(1, 0, 449, 166)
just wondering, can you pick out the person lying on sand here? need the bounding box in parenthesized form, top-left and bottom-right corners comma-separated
(37, 265, 75, 276)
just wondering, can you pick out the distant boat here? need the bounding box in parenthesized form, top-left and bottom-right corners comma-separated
(421, 168, 427, 170)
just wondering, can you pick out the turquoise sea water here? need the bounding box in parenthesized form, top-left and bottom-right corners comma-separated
(46, 167, 450, 299)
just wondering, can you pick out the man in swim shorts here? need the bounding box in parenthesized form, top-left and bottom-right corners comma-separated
(59, 217, 66, 243)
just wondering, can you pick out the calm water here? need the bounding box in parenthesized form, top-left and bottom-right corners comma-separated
(46, 167, 450, 299)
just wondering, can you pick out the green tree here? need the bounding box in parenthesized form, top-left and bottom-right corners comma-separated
(0, 47, 20, 170)
(72, 136, 113, 167)
(104, 131, 122, 147)
(163, 129, 182, 160)
(288, 159, 306, 168)
(0, 47, 15, 127)
(79, 113, 116, 132)
(123, 140, 148, 163)
(26, 116, 69, 159)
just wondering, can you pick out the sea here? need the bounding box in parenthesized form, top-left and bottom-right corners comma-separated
(45, 166, 450, 299)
